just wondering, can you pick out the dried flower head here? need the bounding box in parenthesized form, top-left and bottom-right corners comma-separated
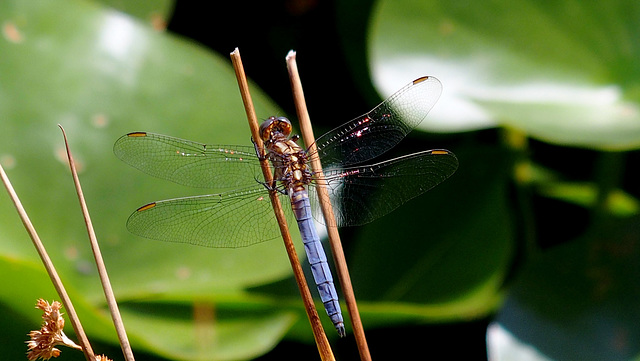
(26, 299, 81, 360)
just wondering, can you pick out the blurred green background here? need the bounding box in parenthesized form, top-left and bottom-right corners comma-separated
(2, 0, 640, 360)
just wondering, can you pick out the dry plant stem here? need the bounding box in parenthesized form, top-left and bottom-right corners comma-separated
(229, 48, 335, 361)
(0, 164, 95, 361)
(59, 126, 135, 361)
(286, 50, 372, 361)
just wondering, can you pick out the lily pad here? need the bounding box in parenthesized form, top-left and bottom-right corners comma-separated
(368, 0, 640, 150)
(0, 0, 298, 358)
(490, 217, 640, 360)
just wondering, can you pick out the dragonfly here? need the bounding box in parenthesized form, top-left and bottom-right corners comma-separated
(113, 76, 458, 337)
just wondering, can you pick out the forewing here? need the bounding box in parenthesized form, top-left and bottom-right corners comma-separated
(114, 132, 261, 191)
(314, 76, 442, 168)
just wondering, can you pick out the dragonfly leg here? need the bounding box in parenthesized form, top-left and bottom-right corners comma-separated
(254, 176, 288, 195)
(251, 137, 268, 161)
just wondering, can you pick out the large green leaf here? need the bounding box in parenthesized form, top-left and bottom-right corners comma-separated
(490, 217, 640, 361)
(0, 0, 299, 359)
(119, 300, 295, 361)
(368, 0, 640, 149)
(97, 0, 175, 24)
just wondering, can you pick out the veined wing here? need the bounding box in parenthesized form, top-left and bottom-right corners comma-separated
(114, 132, 261, 191)
(311, 149, 458, 227)
(314, 76, 442, 168)
(126, 187, 289, 248)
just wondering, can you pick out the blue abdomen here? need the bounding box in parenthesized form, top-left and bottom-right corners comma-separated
(290, 188, 345, 337)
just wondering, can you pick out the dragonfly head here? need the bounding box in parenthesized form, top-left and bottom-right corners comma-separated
(260, 116, 292, 141)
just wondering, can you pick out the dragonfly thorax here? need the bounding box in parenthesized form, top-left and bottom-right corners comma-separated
(261, 118, 313, 193)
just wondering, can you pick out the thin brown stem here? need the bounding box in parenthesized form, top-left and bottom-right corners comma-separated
(0, 160, 95, 361)
(229, 48, 335, 361)
(59, 125, 135, 361)
(285, 50, 371, 361)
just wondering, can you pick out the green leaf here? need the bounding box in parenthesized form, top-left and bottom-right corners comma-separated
(0, 255, 298, 360)
(476, 97, 640, 151)
(368, 0, 640, 149)
(97, 0, 175, 24)
(0, 0, 296, 358)
(119, 300, 296, 361)
(491, 217, 640, 360)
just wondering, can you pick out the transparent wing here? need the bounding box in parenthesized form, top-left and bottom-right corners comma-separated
(114, 132, 261, 191)
(310, 149, 458, 227)
(313, 76, 442, 168)
(126, 187, 295, 248)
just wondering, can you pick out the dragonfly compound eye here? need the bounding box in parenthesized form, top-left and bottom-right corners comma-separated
(259, 116, 277, 141)
(274, 117, 292, 136)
